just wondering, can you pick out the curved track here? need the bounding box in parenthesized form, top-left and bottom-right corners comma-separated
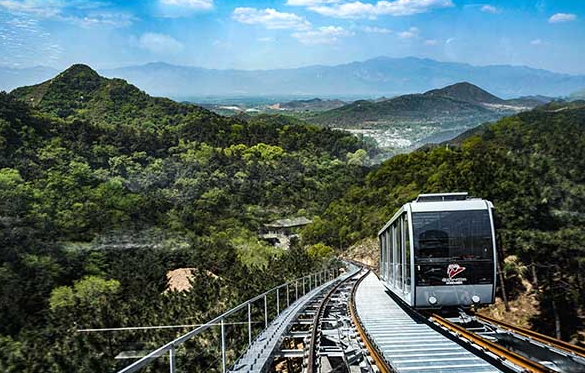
(305, 272, 349, 372)
(305, 268, 376, 373)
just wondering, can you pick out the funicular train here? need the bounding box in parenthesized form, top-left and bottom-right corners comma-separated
(379, 193, 497, 309)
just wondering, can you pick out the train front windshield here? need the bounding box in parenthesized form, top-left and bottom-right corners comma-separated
(413, 210, 494, 260)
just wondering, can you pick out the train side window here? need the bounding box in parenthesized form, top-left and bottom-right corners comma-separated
(397, 218, 402, 291)
(380, 234, 385, 279)
(379, 235, 383, 277)
(404, 214, 411, 292)
(384, 230, 390, 281)
(390, 223, 396, 286)
(387, 226, 392, 283)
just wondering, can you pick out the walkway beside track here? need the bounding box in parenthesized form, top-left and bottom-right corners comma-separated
(355, 272, 502, 373)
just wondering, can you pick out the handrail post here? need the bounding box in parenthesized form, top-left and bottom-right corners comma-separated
(264, 294, 268, 328)
(169, 344, 176, 373)
(276, 288, 280, 315)
(303, 277, 306, 295)
(286, 284, 290, 307)
(221, 319, 226, 373)
(247, 302, 252, 346)
(295, 281, 298, 300)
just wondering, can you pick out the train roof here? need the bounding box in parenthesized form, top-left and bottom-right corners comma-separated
(378, 193, 493, 236)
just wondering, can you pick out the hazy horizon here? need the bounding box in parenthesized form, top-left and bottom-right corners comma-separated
(1, 0, 584, 74)
(5, 54, 585, 77)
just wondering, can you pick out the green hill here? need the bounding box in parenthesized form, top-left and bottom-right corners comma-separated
(310, 92, 498, 128)
(308, 82, 552, 131)
(424, 81, 505, 105)
(11, 64, 217, 129)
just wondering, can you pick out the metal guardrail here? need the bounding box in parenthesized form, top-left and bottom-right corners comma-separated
(116, 266, 344, 373)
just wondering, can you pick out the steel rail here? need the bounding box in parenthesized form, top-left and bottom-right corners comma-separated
(348, 269, 394, 373)
(306, 268, 359, 373)
(476, 314, 585, 358)
(431, 314, 555, 373)
(116, 266, 342, 373)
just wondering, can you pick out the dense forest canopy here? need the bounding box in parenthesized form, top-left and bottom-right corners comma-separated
(0, 66, 371, 372)
(1, 64, 584, 372)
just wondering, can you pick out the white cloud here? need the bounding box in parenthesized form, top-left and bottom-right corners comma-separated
(232, 7, 311, 30)
(445, 37, 456, 44)
(548, 13, 577, 23)
(398, 26, 419, 38)
(480, 5, 499, 14)
(307, 0, 454, 19)
(212, 39, 232, 49)
(292, 26, 352, 44)
(0, 12, 63, 67)
(286, 0, 340, 5)
(0, 0, 63, 16)
(424, 39, 438, 45)
(60, 12, 136, 28)
(530, 38, 549, 46)
(257, 36, 276, 42)
(0, 0, 135, 27)
(160, 0, 213, 10)
(362, 25, 392, 33)
(138, 32, 184, 54)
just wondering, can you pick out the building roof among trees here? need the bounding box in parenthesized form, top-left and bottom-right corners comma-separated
(265, 216, 312, 229)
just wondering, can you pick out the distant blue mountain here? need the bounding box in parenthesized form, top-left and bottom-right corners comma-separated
(3, 57, 585, 99)
(0, 66, 59, 92)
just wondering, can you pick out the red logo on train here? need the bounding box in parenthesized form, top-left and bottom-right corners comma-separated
(447, 264, 466, 279)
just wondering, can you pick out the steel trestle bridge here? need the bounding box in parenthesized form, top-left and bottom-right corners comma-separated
(114, 262, 585, 373)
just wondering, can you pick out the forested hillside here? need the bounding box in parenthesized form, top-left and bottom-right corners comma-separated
(308, 82, 546, 130)
(0, 66, 372, 372)
(309, 93, 499, 129)
(2, 64, 584, 372)
(304, 102, 585, 342)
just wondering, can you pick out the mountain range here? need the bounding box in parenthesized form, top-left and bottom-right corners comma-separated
(309, 82, 551, 129)
(2, 57, 585, 99)
(274, 98, 346, 111)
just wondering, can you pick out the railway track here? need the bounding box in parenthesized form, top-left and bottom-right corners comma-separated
(345, 268, 585, 373)
(304, 268, 376, 373)
(430, 312, 585, 373)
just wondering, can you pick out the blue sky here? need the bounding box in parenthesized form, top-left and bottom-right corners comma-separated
(0, 0, 584, 74)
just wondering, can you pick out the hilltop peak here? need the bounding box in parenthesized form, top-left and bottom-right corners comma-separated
(53, 64, 102, 86)
(10, 64, 198, 123)
(424, 82, 504, 105)
(60, 63, 99, 75)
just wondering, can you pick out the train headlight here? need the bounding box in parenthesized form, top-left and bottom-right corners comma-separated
(472, 295, 481, 304)
(428, 296, 438, 305)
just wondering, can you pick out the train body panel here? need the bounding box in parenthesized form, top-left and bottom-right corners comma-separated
(379, 193, 497, 309)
